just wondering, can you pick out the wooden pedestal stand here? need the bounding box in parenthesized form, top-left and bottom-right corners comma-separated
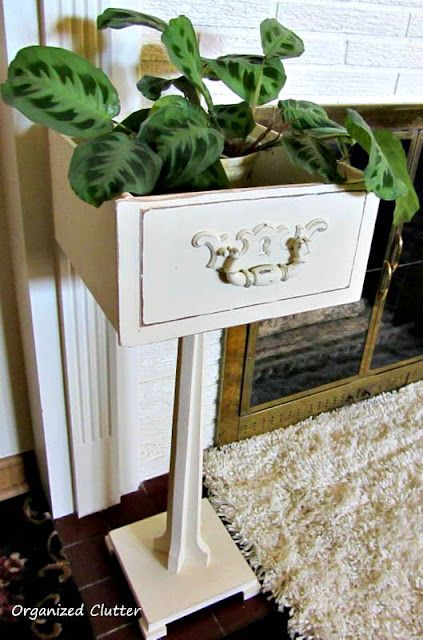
(49, 132, 379, 640)
(106, 333, 260, 640)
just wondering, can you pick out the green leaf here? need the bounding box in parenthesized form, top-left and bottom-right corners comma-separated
(118, 109, 150, 133)
(373, 130, 420, 224)
(306, 126, 351, 140)
(137, 74, 200, 104)
(282, 132, 344, 183)
(97, 8, 167, 32)
(1, 46, 119, 138)
(148, 94, 207, 122)
(278, 99, 347, 134)
(178, 160, 229, 192)
(137, 76, 173, 101)
(161, 16, 209, 102)
(213, 102, 255, 140)
(68, 132, 162, 206)
(138, 101, 224, 188)
(345, 109, 407, 201)
(260, 18, 304, 59)
(205, 55, 286, 106)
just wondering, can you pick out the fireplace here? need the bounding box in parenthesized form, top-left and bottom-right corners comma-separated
(216, 105, 423, 445)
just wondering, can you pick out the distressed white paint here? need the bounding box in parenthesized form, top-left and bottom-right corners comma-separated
(107, 500, 260, 639)
(49, 132, 379, 347)
(154, 335, 211, 574)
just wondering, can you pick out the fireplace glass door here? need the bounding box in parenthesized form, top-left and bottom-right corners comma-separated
(216, 108, 423, 446)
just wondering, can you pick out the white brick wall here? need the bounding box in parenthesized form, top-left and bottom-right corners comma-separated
(346, 36, 423, 68)
(408, 12, 423, 37)
(396, 70, 423, 94)
(132, 0, 423, 106)
(137, 331, 222, 479)
(277, 1, 410, 36)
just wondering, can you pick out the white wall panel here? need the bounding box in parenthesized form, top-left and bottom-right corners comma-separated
(1, 0, 74, 516)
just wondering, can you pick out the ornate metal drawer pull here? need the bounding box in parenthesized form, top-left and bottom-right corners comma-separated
(192, 219, 328, 287)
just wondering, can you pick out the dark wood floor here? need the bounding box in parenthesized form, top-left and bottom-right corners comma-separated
(55, 474, 290, 640)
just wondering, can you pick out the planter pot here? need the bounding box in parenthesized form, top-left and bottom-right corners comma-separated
(221, 151, 259, 188)
(49, 132, 379, 347)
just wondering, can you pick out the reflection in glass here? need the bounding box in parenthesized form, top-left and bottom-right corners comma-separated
(399, 150, 423, 265)
(371, 262, 423, 369)
(251, 271, 380, 406)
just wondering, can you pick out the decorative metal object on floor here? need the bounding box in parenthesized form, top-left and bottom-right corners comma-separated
(0, 492, 94, 640)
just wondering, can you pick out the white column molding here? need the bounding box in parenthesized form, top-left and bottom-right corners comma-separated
(58, 251, 123, 516)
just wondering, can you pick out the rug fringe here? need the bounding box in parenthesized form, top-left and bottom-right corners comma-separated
(205, 486, 321, 640)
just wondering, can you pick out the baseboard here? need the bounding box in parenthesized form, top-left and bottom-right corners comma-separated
(0, 452, 31, 501)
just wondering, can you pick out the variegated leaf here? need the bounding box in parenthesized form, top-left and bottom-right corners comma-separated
(137, 76, 172, 101)
(282, 132, 344, 183)
(1, 46, 119, 138)
(97, 8, 167, 32)
(345, 109, 407, 201)
(147, 94, 207, 123)
(213, 102, 255, 140)
(307, 126, 351, 141)
(260, 19, 304, 59)
(178, 160, 229, 192)
(138, 100, 224, 188)
(373, 130, 419, 224)
(161, 15, 212, 107)
(137, 74, 200, 104)
(68, 132, 162, 206)
(278, 99, 348, 136)
(119, 109, 150, 133)
(205, 55, 286, 106)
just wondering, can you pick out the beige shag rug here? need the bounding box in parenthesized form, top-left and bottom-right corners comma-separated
(204, 382, 423, 640)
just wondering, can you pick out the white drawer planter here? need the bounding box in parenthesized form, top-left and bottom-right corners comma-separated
(49, 132, 379, 639)
(50, 134, 379, 348)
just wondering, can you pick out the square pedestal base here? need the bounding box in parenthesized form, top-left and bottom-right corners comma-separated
(106, 498, 260, 639)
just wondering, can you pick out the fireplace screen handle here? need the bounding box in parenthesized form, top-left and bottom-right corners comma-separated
(377, 260, 393, 303)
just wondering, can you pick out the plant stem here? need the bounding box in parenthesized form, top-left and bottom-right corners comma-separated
(339, 141, 350, 163)
(112, 120, 135, 135)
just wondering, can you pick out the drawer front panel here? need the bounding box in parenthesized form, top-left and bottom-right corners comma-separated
(142, 190, 367, 326)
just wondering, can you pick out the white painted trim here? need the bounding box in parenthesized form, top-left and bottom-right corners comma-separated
(1, 0, 74, 517)
(58, 251, 123, 517)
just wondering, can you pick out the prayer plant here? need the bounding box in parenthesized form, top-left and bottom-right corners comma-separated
(1, 7, 419, 224)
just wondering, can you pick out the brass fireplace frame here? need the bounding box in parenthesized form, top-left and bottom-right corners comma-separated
(216, 105, 423, 446)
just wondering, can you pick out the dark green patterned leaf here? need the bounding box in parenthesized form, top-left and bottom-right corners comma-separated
(282, 132, 344, 183)
(205, 55, 286, 106)
(118, 109, 150, 133)
(137, 74, 200, 104)
(345, 109, 407, 201)
(278, 99, 347, 134)
(138, 101, 224, 188)
(161, 15, 211, 106)
(260, 19, 304, 59)
(1, 46, 119, 138)
(213, 102, 255, 140)
(177, 160, 229, 192)
(68, 132, 162, 206)
(137, 75, 173, 101)
(97, 8, 167, 32)
(306, 126, 350, 140)
(373, 130, 419, 224)
(147, 94, 208, 123)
